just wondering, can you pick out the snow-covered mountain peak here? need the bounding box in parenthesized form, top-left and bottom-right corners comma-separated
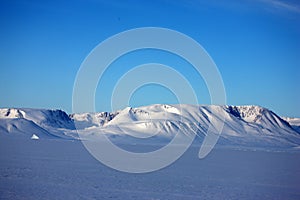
(226, 105, 266, 123)
(1, 105, 300, 149)
(0, 108, 74, 129)
(138, 104, 181, 114)
(0, 108, 26, 119)
(71, 111, 117, 129)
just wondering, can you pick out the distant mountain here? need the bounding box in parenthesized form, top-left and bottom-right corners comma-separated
(0, 108, 75, 139)
(283, 117, 300, 134)
(72, 104, 300, 148)
(1, 105, 300, 149)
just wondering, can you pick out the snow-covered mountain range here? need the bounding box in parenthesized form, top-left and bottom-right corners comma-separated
(1, 105, 300, 149)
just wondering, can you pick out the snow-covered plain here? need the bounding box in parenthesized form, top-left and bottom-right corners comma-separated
(1, 104, 300, 199)
(1, 138, 300, 200)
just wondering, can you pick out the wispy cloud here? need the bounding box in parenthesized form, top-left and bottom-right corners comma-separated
(261, 0, 300, 13)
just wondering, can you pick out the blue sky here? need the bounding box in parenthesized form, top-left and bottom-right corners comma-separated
(0, 0, 299, 117)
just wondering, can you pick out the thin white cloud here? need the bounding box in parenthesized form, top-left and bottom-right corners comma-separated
(261, 0, 300, 13)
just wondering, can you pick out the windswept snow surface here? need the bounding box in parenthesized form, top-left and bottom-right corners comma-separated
(0, 138, 300, 200)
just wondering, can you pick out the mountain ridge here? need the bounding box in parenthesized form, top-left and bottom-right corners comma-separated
(1, 105, 300, 149)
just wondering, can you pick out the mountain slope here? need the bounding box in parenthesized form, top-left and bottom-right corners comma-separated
(0, 108, 75, 139)
(283, 117, 300, 133)
(72, 104, 300, 148)
(1, 105, 300, 149)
